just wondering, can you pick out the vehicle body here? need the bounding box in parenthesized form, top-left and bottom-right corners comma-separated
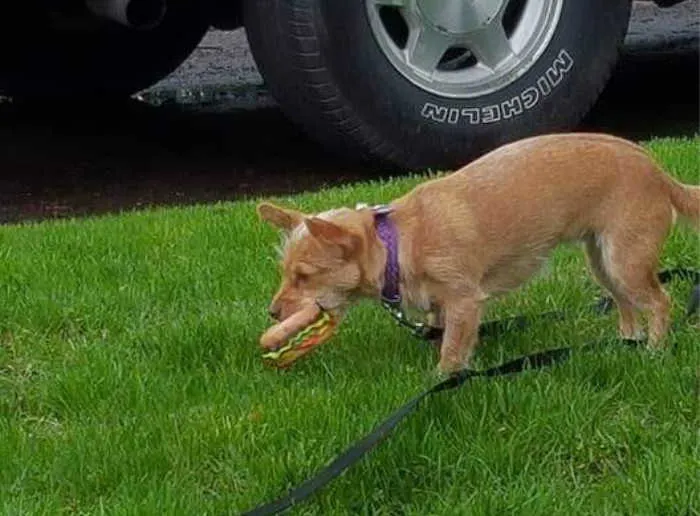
(0, 0, 690, 169)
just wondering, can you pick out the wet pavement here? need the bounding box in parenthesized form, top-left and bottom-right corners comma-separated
(0, 0, 697, 224)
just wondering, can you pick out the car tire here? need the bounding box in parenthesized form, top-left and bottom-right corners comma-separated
(243, 0, 632, 169)
(0, 1, 210, 99)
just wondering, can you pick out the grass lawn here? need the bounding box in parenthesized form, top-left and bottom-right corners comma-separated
(0, 137, 698, 515)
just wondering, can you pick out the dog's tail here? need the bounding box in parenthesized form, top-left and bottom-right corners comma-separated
(667, 179, 700, 230)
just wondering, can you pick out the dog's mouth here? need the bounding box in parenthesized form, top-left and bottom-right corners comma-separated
(314, 300, 347, 321)
(271, 300, 343, 326)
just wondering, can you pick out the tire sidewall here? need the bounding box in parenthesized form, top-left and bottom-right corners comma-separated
(315, 0, 631, 167)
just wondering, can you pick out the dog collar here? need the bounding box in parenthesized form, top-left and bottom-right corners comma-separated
(371, 205, 401, 306)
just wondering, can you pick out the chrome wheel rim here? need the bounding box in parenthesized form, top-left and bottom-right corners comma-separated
(366, 0, 564, 98)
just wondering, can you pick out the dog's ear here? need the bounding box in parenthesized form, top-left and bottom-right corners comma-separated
(257, 202, 305, 232)
(304, 217, 360, 256)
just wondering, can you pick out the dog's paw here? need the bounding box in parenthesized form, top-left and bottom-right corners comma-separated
(645, 342, 669, 357)
(619, 328, 646, 342)
(436, 359, 466, 378)
(431, 365, 451, 383)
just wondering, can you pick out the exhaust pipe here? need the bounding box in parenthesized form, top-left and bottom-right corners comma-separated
(85, 0, 167, 30)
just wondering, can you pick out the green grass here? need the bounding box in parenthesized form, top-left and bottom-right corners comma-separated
(1, 137, 698, 515)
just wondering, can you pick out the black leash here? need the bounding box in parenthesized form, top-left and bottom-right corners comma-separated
(242, 268, 699, 516)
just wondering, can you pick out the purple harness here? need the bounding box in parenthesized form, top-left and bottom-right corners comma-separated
(372, 205, 401, 306)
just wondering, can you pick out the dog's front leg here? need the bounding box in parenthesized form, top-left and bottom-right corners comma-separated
(437, 298, 482, 375)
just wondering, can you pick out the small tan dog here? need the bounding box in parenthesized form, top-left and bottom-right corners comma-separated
(258, 133, 699, 374)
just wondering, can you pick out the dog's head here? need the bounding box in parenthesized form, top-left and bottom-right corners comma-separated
(258, 202, 373, 323)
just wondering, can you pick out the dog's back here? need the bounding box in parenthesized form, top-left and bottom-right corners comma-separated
(396, 133, 696, 250)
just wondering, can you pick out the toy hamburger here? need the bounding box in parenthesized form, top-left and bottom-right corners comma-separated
(260, 303, 337, 368)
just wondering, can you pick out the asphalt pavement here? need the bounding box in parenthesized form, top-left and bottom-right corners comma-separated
(0, 0, 697, 224)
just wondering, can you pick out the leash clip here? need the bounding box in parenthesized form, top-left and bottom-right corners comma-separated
(381, 299, 434, 339)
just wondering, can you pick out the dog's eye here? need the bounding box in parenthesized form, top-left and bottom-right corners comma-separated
(294, 263, 316, 281)
(293, 271, 310, 287)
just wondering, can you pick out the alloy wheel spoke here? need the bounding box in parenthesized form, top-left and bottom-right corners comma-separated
(463, 22, 514, 70)
(405, 24, 455, 75)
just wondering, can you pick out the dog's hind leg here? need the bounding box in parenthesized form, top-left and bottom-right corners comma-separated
(594, 226, 672, 348)
(584, 234, 643, 340)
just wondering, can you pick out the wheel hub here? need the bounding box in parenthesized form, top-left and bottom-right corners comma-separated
(366, 0, 563, 98)
(416, 0, 505, 35)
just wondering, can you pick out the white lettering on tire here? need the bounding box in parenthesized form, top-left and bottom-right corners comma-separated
(420, 49, 574, 125)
